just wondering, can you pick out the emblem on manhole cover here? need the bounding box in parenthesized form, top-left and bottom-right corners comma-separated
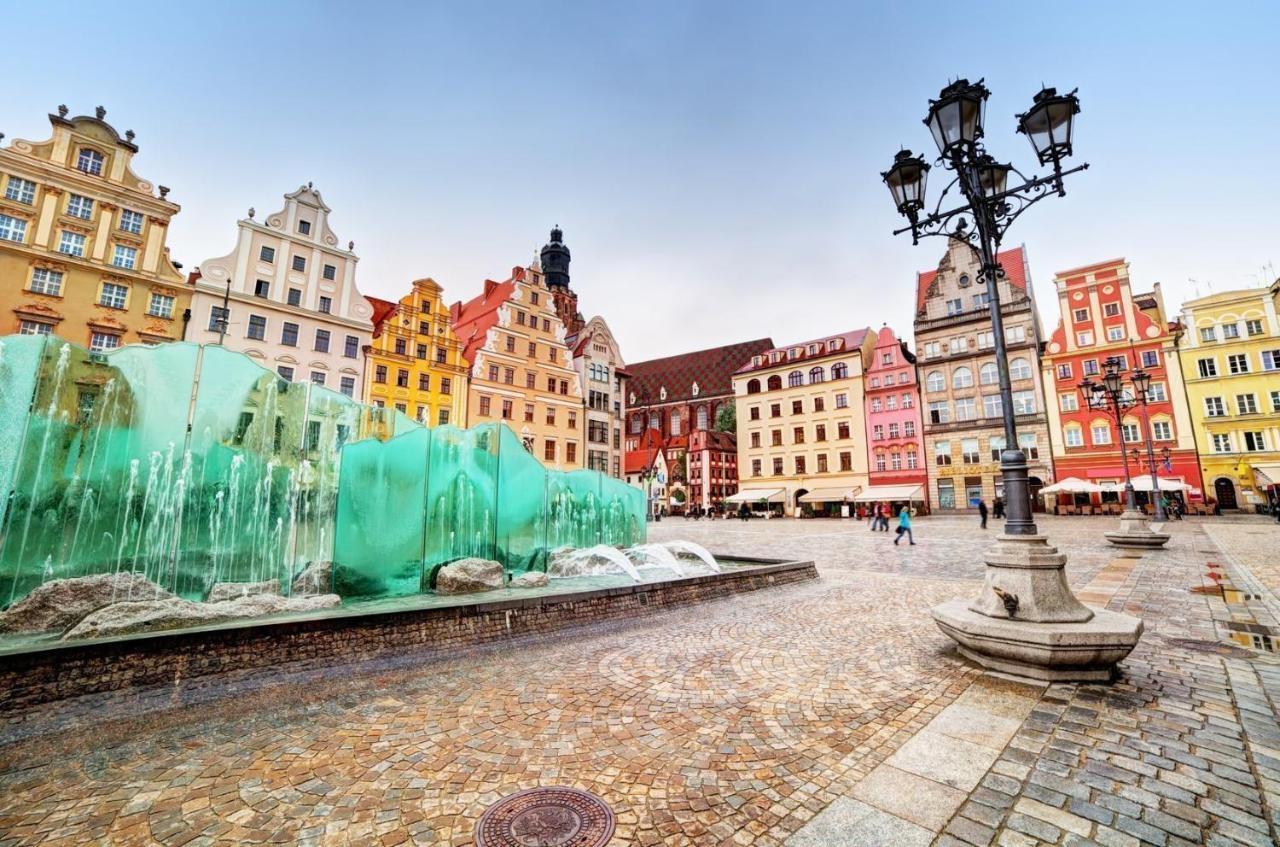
(475, 787, 615, 847)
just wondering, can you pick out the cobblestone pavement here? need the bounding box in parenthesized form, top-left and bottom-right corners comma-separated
(0, 516, 1278, 846)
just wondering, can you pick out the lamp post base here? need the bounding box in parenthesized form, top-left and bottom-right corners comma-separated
(932, 534, 1143, 682)
(1104, 509, 1170, 548)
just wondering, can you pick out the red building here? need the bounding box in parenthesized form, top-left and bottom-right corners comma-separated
(1040, 258, 1203, 501)
(863, 325, 929, 507)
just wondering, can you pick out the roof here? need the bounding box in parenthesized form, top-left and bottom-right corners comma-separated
(627, 338, 774, 404)
(1053, 257, 1127, 280)
(449, 268, 522, 365)
(735, 329, 871, 375)
(366, 296, 399, 337)
(625, 428, 665, 474)
(915, 245, 1027, 313)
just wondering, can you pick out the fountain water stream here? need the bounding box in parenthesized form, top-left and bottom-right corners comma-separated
(662, 540, 722, 573)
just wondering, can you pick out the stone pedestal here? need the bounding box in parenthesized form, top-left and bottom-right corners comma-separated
(1104, 509, 1170, 549)
(931, 535, 1143, 682)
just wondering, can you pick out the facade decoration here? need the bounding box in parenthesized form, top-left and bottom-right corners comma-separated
(1041, 258, 1202, 502)
(914, 240, 1053, 511)
(1176, 279, 1280, 510)
(188, 184, 373, 397)
(570, 315, 628, 478)
(732, 329, 877, 516)
(363, 278, 469, 425)
(863, 325, 929, 507)
(451, 263, 584, 469)
(0, 106, 189, 347)
(626, 337, 774, 512)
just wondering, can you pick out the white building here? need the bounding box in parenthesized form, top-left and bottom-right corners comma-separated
(570, 315, 628, 478)
(189, 184, 373, 396)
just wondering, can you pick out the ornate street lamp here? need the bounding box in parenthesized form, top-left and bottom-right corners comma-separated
(886, 80, 1141, 682)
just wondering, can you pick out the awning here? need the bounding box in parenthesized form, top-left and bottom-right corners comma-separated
(1130, 477, 1192, 492)
(1253, 464, 1280, 486)
(852, 484, 925, 503)
(724, 488, 785, 504)
(1040, 477, 1103, 495)
(799, 486, 862, 503)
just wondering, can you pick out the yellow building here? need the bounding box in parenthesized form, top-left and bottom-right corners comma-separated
(730, 328, 877, 516)
(1176, 280, 1280, 511)
(0, 106, 188, 347)
(363, 278, 469, 426)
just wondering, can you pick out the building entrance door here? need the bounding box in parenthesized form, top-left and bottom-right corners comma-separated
(1214, 478, 1238, 510)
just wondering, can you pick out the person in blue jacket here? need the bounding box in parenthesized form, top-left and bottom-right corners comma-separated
(893, 505, 916, 545)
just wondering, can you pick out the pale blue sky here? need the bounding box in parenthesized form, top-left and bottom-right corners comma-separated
(6, 2, 1277, 360)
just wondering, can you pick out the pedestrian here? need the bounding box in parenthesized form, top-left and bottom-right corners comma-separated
(992, 496, 1004, 519)
(1271, 498, 1280, 524)
(978, 499, 988, 529)
(893, 504, 916, 545)
(869, 503, 880, 531)
(880, 502, 891, 531)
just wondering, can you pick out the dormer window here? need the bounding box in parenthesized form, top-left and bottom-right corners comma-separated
(808, 344, 819, 355)
(297, 220, 312, 235)
(76, 148, 105, 176)
(752, 355, 762, 366)
(827, 339, 838, 351)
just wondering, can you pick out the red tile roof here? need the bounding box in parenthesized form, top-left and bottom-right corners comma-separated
(449, 267, 522, 367)
(627, 338, 774, 404)
(366, 296, 399, 338)
(735, 328, 871, 375)
(915, 245, 1027, 313)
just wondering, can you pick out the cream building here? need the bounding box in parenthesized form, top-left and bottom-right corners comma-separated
(570, 315, 628, 478)
(188, 184, 373, 396)
(731, 329, 876, 516)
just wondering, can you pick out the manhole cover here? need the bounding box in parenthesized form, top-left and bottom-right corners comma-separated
(476, 787, 616, 847)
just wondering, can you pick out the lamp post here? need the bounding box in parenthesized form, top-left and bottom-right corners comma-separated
(1129, 368, 1168, 521)
(889, 80, 1142, 681)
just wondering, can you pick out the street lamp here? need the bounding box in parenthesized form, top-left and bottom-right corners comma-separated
(1079, 363, 1138, 514)
(889, 80, 1141, 683)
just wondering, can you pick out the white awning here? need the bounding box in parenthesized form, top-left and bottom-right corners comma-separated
(1253, 464, 1280, 486)
(851, 484, 925, 503)
(799, 486, 861, 503)
(1130, 477, 1193, 492)
(725, 488, 785, 503)
(1040, 477, 1103, 495)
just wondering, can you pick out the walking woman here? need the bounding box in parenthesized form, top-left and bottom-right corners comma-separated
(893, 504, 916, 545)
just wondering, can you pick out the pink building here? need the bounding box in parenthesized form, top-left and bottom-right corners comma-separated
(863, 325, 930, 511)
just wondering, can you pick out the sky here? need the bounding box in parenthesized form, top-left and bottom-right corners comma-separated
(6, 1, 1278, 362)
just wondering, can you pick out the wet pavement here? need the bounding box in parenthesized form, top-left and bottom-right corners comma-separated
(0, 515, 1277, 846)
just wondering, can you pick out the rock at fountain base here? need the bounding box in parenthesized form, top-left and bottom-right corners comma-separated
(63, 593, 343, 640)
(510, 571, 549, 588)
(435, 558, 504, 594)
(291, 561, 334, 596)
(932, 599, 1144, 682)
(0, 572, 174, 634)
(207, 580, 280, 603)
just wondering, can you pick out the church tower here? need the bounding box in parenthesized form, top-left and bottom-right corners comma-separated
(540, 226, 584, 334)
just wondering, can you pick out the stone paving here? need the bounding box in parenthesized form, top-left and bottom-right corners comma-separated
(0, 515, 1277, 846)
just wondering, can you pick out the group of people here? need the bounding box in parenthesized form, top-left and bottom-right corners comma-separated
(867, 502, 915, 545)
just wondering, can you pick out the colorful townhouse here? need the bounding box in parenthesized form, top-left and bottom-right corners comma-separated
(1176, 280, 1280, 510)
(1040, 258, 1202, 500)
(863, 325, 929, 509)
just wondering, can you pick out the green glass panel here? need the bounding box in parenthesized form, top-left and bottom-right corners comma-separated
(495, 425, 548, 572)
(423, 423, 499, 574)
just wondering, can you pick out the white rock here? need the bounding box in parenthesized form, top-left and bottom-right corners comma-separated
(0, 572, 174, 634)
(207, 579, 280, 603)
(510, 571, 549, 588)
(435, 558, 504, 594)
(291, 561, 334, 596)
(63, 592, 342, 640)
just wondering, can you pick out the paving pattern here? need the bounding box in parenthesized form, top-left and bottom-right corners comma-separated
(0, 515, 1278, 847)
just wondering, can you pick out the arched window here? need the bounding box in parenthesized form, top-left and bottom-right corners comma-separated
(696, 405, 709, 430)
(1009, 357, 1032, 380)
(809, 366, 825, 383)
(746, 378, 761, 394)
(648, 411, 659, 430)
(670, 409, 682, 436)
(76, 148, 105, 176)
(630, 414, 642, 434)
(788, 370, 804, 388)
(952, 367, 973, 389)
(926, 371, 945, 392)
(979, 362, 999, 385)
(831, 362, 849, 380)
(767, 374, 782, 391)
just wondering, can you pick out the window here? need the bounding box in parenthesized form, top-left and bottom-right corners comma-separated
(1237, 394, 1258, 415)
(0, 214, 28, 243)
(1244, 432, 1267, 452)
(112, 244, 137, 269)
(814, 396, 825, 412)
(751, 459, 762, 477)
(814, 423, 827, 442)
(952, 367, 973, 389)
(67, 194, 94, 220)
(335, 335, 355, 359)
(1141, 383, 1165, 403)
(1073, 308, 1089, 323)
(76, 148, 105, 175)
(772, 458, 784, 475)
(1261, 350, 1280, 371)
(1199, 326, 1216, 343)
(974, 292, 991, 309)
(872, 425, 884, 440)
(242, 313, 266, 340)
(1273, 391, 1280, 413)
(769, 403, 781, 418)
(1011, 358, 1036, 381)
(983, 394, 1003, 419)
(976, 331, 994, 350)
(436, 347, 447, 364)
(1246, 319, 1264, 336)
(417, 373, 430, 391)
(1005, 325, 1026, 344)
(954, 398, 976, 421)
(832, 451, 848, 472)
(292, 255, 306, 272)
(1222, 323, 1240, 339)
(1064, 426, 1083, 447)
(946, 298, 963, 316)
(902, 393, 914, 409)
(809, 366, 825, 383)
(1083, 359, 1099, 376)
(926, 371, 944, 392)
(19, 320, 52, 336)
(1197, 358, 1217, 378)
(1060, 393, 1078, 412)
(1205, 396, 1225, 417)
(875, 452, 886, 472)
(323, 264, 337, 281)
(1141, 350, 1159, 368)
(99, 282, 128, 309)
(318, 296, 332, 314)
(882, 374, 894, 386)
(501, 399, 513, 420)
(1055, 363, 1073, 380)
(989, 435, 1006, 462)
(746, 378, 761, 394)
(1012, 391, 1036, 415)
(208, 306, 229, 332)
(1121, 422, 1139, 443)
(4, 176, 35, 204)
(817, 454, 829, 473)
(1151, 421, 1171, 440)
(960, 438, 979, 464)
(282, 288, 300, 308)
(281, 322, 299, 346)
(1019, 432, 1039, 460)
(749, 406, 760, 421)
(148, 292, 175, 319)
(479, 396, 491, 416)
(904, 421, 915, 436)
(870, 398, 882, 412)
(295, 219, 311, 236)
(310, 371, 326, 386)
(260, 246, 275, 263)
(771, 430, 783, 447)
(788, 370, 804, 388)
(437, 409, 450, 426)
(504, 368, 515, 385)
(750, 432, 761, 448)
(1091, 424, 1111, 445)
(1103, 302, 1121, 317)
(923, 341, 941, 358)
(885, 395, 897, 410)
(29, 268, 63, 296)
(887, 422, 899, 439)
(934, 440, 952, 466)
(1106, 326, 1125, 342)
(1211, 433, 1232, 453)
(1227, 354, 1249, 374)
(58, 231, 86, 256)
(1076, 331, 1094, 346)
(949, 337, 965, 354)
(928, 401, 950, 424)
(794, 456, 806, 475)
(89, 332, 120, 351)
(440, 377, 451, 395)
(835, 393, 848, 409)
